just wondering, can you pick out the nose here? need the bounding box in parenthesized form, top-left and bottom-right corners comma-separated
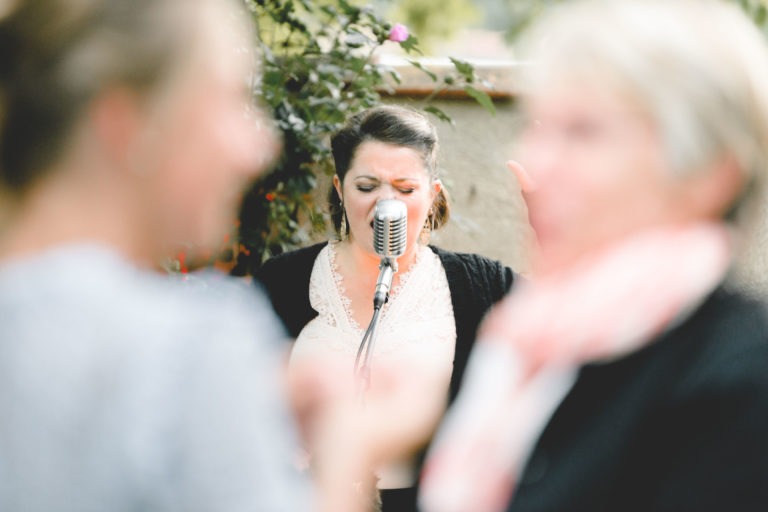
(376, 184, 399, 202)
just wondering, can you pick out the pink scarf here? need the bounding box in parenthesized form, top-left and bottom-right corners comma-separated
(419, 223, 731, 512)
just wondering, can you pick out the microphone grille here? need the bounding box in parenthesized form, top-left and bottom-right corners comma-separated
(373, 199, 407, 258)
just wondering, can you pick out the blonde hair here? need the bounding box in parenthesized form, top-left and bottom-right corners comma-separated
(517, 0, 768, 234)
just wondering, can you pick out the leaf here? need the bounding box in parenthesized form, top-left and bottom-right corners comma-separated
(399, 34, 422, 55)
(408, 59, 437, 82)
(449, 57, 475, 82)
(388, 68, 402, 85)
(464, 85, 496, 116)
(424, 105, 454, 125)
(337, 0, 359, 17)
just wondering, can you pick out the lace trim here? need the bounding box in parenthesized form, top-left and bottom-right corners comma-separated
(327, 242, 426, 331)
(295, 243, 456, 364)
(327, 242, 362, 334)
(388, 245, 424, 303)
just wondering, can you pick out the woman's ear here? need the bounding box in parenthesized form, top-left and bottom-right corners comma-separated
(432, 179, 443, 198)
(333, 174, 343, 202)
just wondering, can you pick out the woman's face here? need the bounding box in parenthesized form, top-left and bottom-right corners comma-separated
(335, 140, 439, 257)
(138, 6, 279, 256)
(516, 81, 696, 273)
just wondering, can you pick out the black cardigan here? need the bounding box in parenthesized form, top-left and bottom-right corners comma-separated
(254, 242, 514, 403)
(508, 286, 768, 512)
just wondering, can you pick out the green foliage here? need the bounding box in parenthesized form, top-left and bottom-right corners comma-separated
(737, 0, 768, 35)
(233, 0, 494, 275)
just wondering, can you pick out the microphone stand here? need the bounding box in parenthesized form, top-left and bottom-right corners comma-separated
(354, 257, 396, 403)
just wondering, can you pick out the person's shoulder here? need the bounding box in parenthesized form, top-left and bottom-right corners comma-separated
(429, 245, 503, 268)
(429, 245, 513, 280)
(58, 247, 286, 349)
(266, 241, 328, 264)
(0, 244, 287, 373)
(256, 241, 327, 276)
(673, 286, 768, 390)
(428, 245, 516, 300)
(695, 286, 768, 349)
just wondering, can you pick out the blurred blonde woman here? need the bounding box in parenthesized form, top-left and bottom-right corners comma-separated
(420, 1, 768, 511)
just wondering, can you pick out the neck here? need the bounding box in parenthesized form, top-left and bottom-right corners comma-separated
(338, 238, 420, 280)
(0, 168, 156, 268)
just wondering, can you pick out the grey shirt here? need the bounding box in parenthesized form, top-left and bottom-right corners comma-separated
(0, 244, 312, 511)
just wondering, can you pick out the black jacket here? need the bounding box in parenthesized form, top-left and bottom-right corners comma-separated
(254, 242, 515, 403)
(509, 286, 768, 512)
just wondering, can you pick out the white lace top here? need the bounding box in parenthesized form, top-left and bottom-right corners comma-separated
(291, 243, 457, 488)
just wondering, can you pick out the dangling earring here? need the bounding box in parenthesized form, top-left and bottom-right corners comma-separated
(340, 201, 348, 241)
(420, 207, 435, 245)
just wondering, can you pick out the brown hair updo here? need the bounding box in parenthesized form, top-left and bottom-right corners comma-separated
(329, 105, 450, 238)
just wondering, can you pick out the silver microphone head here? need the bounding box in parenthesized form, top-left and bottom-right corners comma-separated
(373, 199, 407, 261)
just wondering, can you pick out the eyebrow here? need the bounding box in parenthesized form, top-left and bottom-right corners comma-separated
(353, 175, 421, 184)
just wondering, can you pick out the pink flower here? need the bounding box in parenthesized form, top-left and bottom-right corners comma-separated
(388, 23, 409, 43)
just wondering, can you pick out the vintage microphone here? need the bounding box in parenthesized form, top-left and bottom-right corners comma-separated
(372, 199, 408, 306)
(354, 199, 407, 399)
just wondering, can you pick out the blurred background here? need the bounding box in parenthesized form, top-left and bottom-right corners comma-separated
(224, 0, 768, 292)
